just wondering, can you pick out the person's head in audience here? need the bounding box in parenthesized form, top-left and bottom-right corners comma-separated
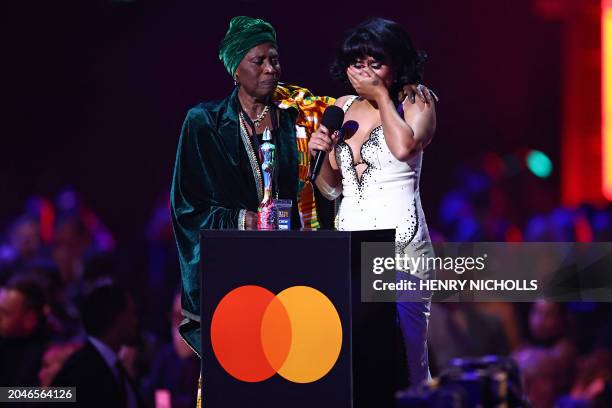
(52, 216, 91, 282)
(80, 282, 139, 352)
(0, 275, 47, 339)
(514, 347, 563, 408)
(8, 215, 41, 261)
(529, 300, 570, 346)
(171, 292, 193, 359)
(38, 342, 81, 387)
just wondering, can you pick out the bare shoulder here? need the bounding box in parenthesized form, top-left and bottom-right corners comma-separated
(333, 95, 357, 108)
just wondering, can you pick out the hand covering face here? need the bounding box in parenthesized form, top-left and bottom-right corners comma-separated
(218, 16, 277, 77)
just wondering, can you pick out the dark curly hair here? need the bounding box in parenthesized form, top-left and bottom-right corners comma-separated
(330, 18, 426, 93)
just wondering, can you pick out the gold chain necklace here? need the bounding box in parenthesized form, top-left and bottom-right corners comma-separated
(251, 105, 269, 128)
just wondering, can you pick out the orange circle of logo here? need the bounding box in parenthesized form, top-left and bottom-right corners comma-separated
(210, 285, 343, 383)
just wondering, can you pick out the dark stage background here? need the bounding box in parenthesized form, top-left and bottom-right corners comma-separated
(1, 0, 562, 245)
(4, 2, 612, 406)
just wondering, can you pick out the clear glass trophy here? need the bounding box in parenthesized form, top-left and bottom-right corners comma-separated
(257, 127, 278, 230)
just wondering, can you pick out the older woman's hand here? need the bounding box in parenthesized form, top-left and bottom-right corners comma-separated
(402, 83, 439, 104)
(245, 211, 258, 230)
(308, 124, 339, 158)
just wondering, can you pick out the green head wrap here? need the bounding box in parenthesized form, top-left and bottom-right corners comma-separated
(218, 16, 277, 78)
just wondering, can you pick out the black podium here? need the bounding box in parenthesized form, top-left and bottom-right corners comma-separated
(200, 229, 405, 407)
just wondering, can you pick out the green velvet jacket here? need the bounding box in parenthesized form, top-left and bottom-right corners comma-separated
(170, 87, 302, 355)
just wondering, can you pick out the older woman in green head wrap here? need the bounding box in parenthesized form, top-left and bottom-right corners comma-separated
(170, 15, 435, 356)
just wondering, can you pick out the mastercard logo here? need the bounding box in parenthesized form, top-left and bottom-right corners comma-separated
(210, 285, 343, 383)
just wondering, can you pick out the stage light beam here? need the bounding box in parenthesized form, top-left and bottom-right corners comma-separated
(603, 0, 612, 200)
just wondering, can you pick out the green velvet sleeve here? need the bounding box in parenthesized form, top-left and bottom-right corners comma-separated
(170, 108, 242, 348)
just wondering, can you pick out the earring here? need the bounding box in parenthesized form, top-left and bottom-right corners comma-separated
(233, 77, 239, 86)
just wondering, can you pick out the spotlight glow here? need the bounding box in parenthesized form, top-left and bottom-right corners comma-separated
(526, 150, 553, 178)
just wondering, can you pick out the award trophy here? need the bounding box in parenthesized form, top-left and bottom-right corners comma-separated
(257, 127, 278, 230)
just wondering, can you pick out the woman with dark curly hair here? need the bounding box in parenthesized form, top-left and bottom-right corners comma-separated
(308, 17, 436, 387)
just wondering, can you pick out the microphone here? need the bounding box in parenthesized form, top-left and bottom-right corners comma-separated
(310, 105, 344, 183)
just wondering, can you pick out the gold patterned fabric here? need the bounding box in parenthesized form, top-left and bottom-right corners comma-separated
(273, 84, 335, 229)
(196, 374, 202, 408)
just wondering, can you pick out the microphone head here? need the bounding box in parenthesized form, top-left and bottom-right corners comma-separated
(320, 105, 344, 133)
